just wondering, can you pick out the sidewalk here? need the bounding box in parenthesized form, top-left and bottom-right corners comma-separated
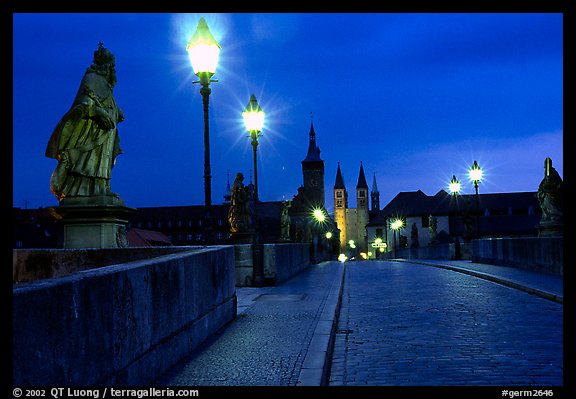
(392, 259, 563, 303)
(155, 260, 345, 386)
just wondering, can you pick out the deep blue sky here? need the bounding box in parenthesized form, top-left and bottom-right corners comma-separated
(12, 13, 563, 213)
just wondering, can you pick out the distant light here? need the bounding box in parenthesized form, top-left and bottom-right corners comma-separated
(367, 251, 372, 257)
(242, 94, 265, 133)
(360, 252, 367, 259)
(338, 253, 348, 262)
(469, 160, 483, 183)
(391, 219, 404, 230)
(348, 239, 355, 246)
(374, 237, 382, 245)
(449, 175, 461, 195)
(312, 208, 326, 223)
(325, 231, 333, 239)
(186, 17, 221, 76)
(379, 247, 385, 252)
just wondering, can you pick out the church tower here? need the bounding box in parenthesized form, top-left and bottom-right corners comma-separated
(356, 162, 369, 251)
(301, 121, 325, 208)
(371, 172, 380, 211)
(334, 162, 347, 251)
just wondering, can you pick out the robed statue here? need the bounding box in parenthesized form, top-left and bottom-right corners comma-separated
(46, 43, 124, 201)
(279, 200, 292, 241)
(228, 173, 253, 233)
(537, 157, 563, 223)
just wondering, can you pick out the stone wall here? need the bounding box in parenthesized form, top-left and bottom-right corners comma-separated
(13, 246, 196, 284)
(472, 237, 563, 276)
(234, 243, 311, 286)
(380, 243, 472, 261)
(13, 246, 236, 386)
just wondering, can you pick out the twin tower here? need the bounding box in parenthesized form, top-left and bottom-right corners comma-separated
(300, 122, 380, 253)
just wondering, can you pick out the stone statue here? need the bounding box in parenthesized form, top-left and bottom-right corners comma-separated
(46, 43, 124, 201)
(537, 157, 563, 223)
(228, 173, 252, 233)
(428, 214, 438, 245)
(410, 222, 419, 248)
(279, 200, 291, 241)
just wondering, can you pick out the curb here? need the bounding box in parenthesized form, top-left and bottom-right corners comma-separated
(296, 262, 346, 386)
(392, 259, 563, 304)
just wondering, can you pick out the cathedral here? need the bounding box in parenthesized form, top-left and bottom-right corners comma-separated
(333, 162, 380, 253)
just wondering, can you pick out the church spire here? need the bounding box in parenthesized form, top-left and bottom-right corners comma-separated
(371, 172, 380, 211)
(356, 161, 368, 189)
(371, 172, 379, 194)
(302, 113, 322, 163)
(334, 162, 346, 189)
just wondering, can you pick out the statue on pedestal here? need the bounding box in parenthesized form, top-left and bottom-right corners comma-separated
(279, 200, 291, 241)
(537, 157, 563, 236)
(44, 44, 134, 248)
(228, 173, 253, 234)
(46, 43, 124, 202)
(537, 157, 563, 223)
(428, 214, 438, 245)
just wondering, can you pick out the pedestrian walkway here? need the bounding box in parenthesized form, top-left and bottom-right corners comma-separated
(155, 260, 345, 386)
(394, 259, 563, 303)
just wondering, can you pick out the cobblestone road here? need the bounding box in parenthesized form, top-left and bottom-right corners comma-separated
(329, 261, 563, 386)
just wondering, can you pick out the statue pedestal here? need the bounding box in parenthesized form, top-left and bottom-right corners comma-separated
(230, 231, 256, 245)
(538, 221, 563, 237)
(50, 196, 136, 249)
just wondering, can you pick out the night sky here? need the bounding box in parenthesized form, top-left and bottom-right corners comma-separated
(12, 12, 563, 213)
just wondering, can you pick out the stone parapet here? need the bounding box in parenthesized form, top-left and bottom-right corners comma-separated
(472, 237, 563, 276)
(13, 246, 236, 386)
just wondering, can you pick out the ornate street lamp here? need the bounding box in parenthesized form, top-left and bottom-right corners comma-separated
(449, 174, 461, 197)
(391, 218, 404, 258)
(242, 94, 265, 201)
(187, 17, 221, 209)
(469, 160, 483, 237)
(469, 160, 483, 208)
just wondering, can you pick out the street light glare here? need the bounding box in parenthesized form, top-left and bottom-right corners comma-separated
(391, 219, 403, 230)
(449, 175, 461, 195)
(312, 208, 326, 223)
(469, 160, 483, 183)
(186, 18, 221, 75)
(242, 95, 265, 132)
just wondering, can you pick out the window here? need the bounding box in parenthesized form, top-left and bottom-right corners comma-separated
(336, 191, 343, 198)
(376, 228, 383, 238)
(528, 206, 534, 215)
(218, 219, 223, 226)
(359, 190, 365, 198)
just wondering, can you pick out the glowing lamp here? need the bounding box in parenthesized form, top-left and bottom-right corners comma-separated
(469, 160, 483, 183)
(391, 219, 403, 230)
(325, 231, 333, 239)
(338, 253, 348, 262)
(449, 175, 461, 195)
(242, 94, 265, 133)
(312, 208, 326, 223)
(186, 18, 221, 79)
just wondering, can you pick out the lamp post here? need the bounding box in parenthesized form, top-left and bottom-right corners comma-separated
(187, 17, 221, 211)
(469, 160, 482, 210)
(391, 218, 404, 258)
(469, 160, 483, 237)
(240, 95, 265, 287)
(242, 94, 265, 201)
